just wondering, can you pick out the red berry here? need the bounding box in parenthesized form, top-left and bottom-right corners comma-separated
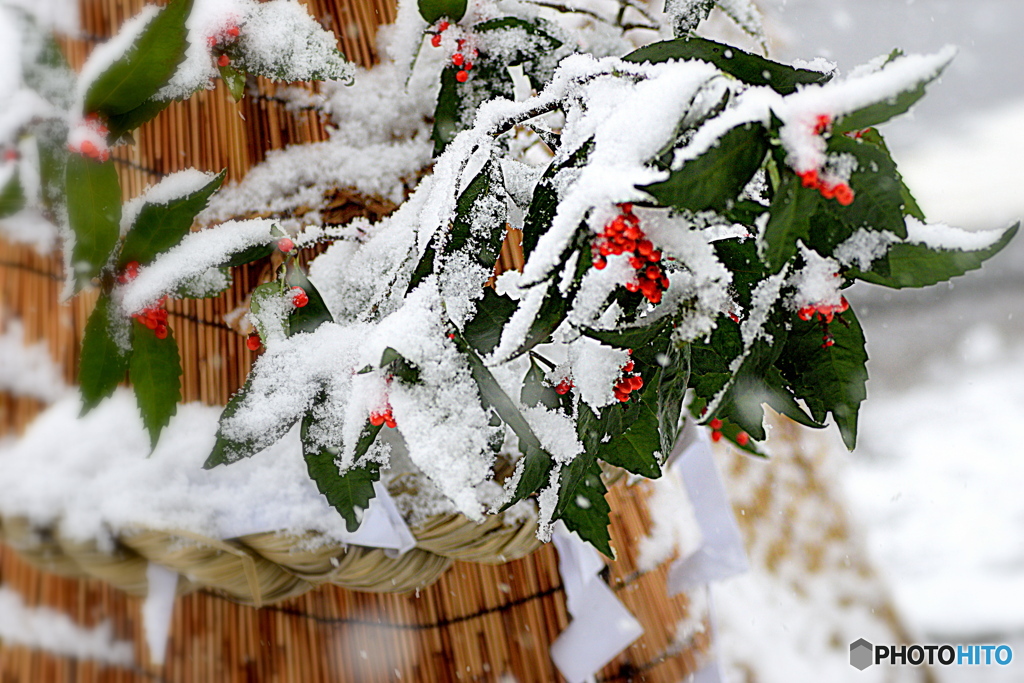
(452, 53, 464, 66)
(628, 256, 643, 269)
(711, 430, 723, 443)
(798, 306, 815, 321)
(660, 276, 670, 289)
(834, 184, 854, 206)
(438, 21, 449, 31)
(277, 237, 294, 253)
(645, 265, 661, 280)
(624, 280, 639, 293)
(736, 432, 750, 446)
(154, 324, 168, 340)
(622, 361, 634, 373)
(218, 54, 230, 67)
(463, 61, 473, 71)
(369, 412, 385, 426)
(291, 287, 309, 308)
(710, 418, 723, 430)
(629, 375, 643, 391)
(384, 417, 397, 428)
(799, 169, 819, 188)
(227, 26, 240, 37)
(593, 258, 606, 270)
(619, 203, 633, 214)
(838, 296, 849, 313)
(431, 34, 442, 47)
(820, 183, 837, 200)
(456, 70, 469, 83)
(615, 391, 630, 403)
(647, 250, 661, 263)
(246, 333, 261, 351)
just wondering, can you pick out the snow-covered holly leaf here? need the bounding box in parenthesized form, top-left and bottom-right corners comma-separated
(826, 135, 907, 238)
(205, 376, 305, 468)
(556, 455, 613, 558)
(79, 295, 131, 414)
(229, 2, 353, 84)
(120, 171, 226, 267)
(504, 442, 554, 510)
(760, 169, 818, 272)
(833, 50, 952, 134)
(173, 267, 232, 299)
(37, 124, 70, 215)
(625, 37, 831, 94)
(84, 0, 192, 116)
(713, 237, 766, 309)
(130, 319, 182, 449)
(301, 411, 382, 533)
(418, 0, 466, 23)
(642, 123, 769, 213)
(65, 155, 121, 292)
(463, 288, 516, 355)
(851, 222, 1018, 289)
(219, 64, 246, 102)
(777, 306, 868, 450)
(0, 170, 24, 218)
(248, 281, 288, 340)
(446, 160, 507, 268)
(432, 66, 462, 155)
(522, 141, 591, 259)
(286, 266, 333, 336)
(379, 347, 420, 384)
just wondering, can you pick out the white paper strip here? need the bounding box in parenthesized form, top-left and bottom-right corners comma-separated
(218, 480, 417, 556)
(142, 562, 178, 666)
(550, 523, 644, 683)
(666, 423, 749, 594)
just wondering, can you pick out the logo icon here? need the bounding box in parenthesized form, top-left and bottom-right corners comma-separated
(850, 639, 874, 670)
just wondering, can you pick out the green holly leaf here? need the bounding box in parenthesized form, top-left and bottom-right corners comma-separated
(833, 50, 951, 134)
(642, 123, 769, 213)
(596, 380, 663, 478)
(712, 237, 767, 310)
(418, 0, 467, 23)
(79, 295, 131, 414)
(286, 266, 333, 336)
(219, 64, 246, 102)
(65, 155, 121, 292)
(850, 223, 1018, 289)
(120, 171, 226, 266)
(857, 128, 925, 221)
(656, 343, 690, 459)
(760, 169, 818, 272)
(505, 442, 555, 509)
(83, 0, 193, 116)
(219, 241, 276, 269)
(777, 306, 868, 450)
(105, 97, 172, 142)
(624, 37, 831, 94)
(130, 319, 182, 449)
(174, 267, 232, 299)
(521, 358, 561, 410)
(825, 135, 907, 238)
(463, 288, 516, 355)
(0, 169, 24, 218)
(300, 411, 381, 533)
(580, 318, 671, 351)
(378, 347, 421, 384)
(248, 281, 288, 340)
(432, 66, 462, 155)
(556, 456, 613, 558)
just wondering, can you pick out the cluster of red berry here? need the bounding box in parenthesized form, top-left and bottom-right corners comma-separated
(429, 21, 477, 83)
(798, 295, 849, 348)
(797, 295, 849, 324)
(209, 23, 241, 68)
(708, 418, 749, 446)
(134, 297, 170, 339)
(369, 404, 397, 428)
(612, 354, 643, 403)
(796, 115, 855, 206)
(592, 204, 668, 304)
(67, 114, 110, 162)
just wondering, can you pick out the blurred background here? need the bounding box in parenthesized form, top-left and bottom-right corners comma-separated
(726, 1, 1024, 680)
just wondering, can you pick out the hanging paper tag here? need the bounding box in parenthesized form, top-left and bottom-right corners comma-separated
(142, 562, 178, 666)
(550, 523, 644, 683)
(665, 423, 749, 594)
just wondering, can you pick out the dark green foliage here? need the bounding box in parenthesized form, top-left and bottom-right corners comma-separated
(130, 319, 182, 449)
